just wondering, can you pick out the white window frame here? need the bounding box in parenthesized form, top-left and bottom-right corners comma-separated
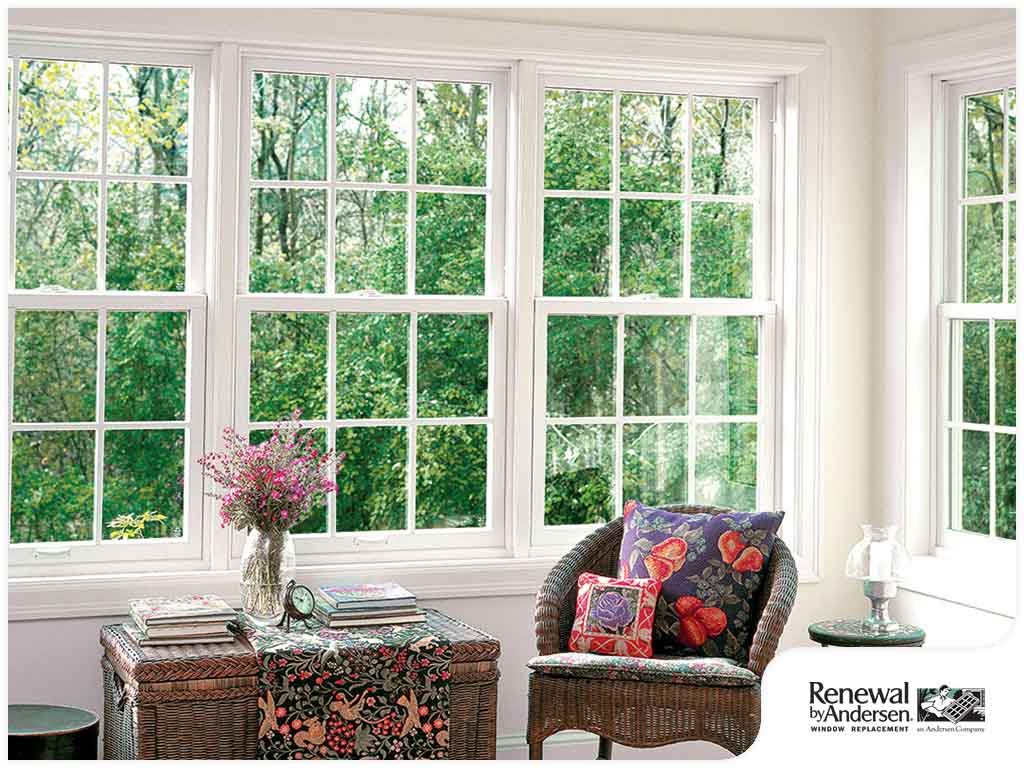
(231, 54, 511, 565)
(7, 41, 212, 576)
(880, 21, 1016, 617)
(6, 10, 830, 617)
(936, 72, 1016, 558)
(529, 75, 779, 551)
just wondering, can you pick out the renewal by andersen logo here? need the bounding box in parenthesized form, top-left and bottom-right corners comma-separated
(808, 683, 987, 735)
(809, 683, 914, 733)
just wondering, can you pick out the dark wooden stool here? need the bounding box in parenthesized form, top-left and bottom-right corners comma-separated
(8, 704, 99, 759)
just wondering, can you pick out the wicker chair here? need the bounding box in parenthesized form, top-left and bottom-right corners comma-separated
(526, 505, 798, 759)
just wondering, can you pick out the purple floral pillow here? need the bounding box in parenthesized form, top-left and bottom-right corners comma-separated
(617, 500, 785, 664)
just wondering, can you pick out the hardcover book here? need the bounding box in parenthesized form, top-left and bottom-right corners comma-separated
(317, 583, 416, 610)
(122, 622, 236, 647)
(129, 594, 236, 627)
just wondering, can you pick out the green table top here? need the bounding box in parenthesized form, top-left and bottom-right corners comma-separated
(809, 619, 925, 647)
(8, 704, 98, 737)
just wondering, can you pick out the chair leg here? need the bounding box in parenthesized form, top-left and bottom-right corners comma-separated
(597, 736, 613, 760)
(528, 739, 544, 760)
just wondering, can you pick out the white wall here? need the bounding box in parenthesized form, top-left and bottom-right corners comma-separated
(6, 6, 1008, 759)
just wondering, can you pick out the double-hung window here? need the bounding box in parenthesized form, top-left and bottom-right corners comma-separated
(7, 44, 210, 572)
(940, 74, 1016, 552)
(235, 58, 509, 561)
(532, 76, 777, 548)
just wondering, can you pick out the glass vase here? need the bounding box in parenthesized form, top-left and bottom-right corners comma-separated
(239, 528, 295, 622)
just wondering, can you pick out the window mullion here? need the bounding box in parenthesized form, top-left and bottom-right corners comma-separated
(683, 94, 694, 300)
(8, 55, 19, 289)
(407, 311, 418, 534)
(327, 312, 337, 537)
(407, 77, 418, 296)
(614, 313, 624, 516)
(93, 309, 108, 544)
(988, 317, 997, 537)
(687, 314, 697, 503)
(98, 61, 110, 292)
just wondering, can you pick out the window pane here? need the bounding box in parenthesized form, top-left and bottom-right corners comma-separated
(544, 423, 614, 525)
(959, 429, 990, 534)
(249, 188, 326, 293)
(1010, 200, 1016, 303)
(250, 312, 328, 422)
(416, 81, 488, 187)
(692, 96, 754, 196)
(543, 197, 610, 297)
(106, 181, 187, 291)
(695, 423, 757, 511)
(415, 192, 485, 295)
(964, 91, 1004, 197)
(995, 320, 1015, 427)
(417, 314, 488, 418)
(996, 433, 1016, 540)
(105, 312, 186, 422)
(17, 59, 101, 172)
(250, 72, 327, 181)
(10, 431, 94, 543)
(15, 179, 97, 290)
(250, 428, 327, 534)
(623, 422, 687, 506)
(336, 313, 408, 419)
(620, 92, 685, 193)
(1010, 88, 1017, 194)
(108, 64, 190, 176)
(13, 311, 96, 423)
(624, 316, 689, 416)
(620, 199, 683, 297)
(336, 190, 406, 294)
(696, 316, 759, 415)
(416, 424, 486, 528)
(544, 89, 612, 190)
(336, 77, 408, 183)
(103, 429, 184, 540)
(963, 202, 1004, 303)
(691, 201, 753, 298)
(336, 427, 407, 533)
(547, 315, 616, 417)
(960, 320, 989, 424)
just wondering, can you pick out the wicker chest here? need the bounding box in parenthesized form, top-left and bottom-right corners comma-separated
(100, 612, 500, 760)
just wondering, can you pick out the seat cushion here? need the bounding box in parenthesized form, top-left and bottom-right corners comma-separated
(617, 500, 785, 664)
(527, 652, 759, 688)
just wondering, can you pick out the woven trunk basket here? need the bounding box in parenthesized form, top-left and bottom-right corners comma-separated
(101, 613, 500, 760)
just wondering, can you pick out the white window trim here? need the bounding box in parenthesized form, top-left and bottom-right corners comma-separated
(880, 20, 1016, 617)
(6, 40, 213, 577)
(528, 75, 777, 553)
(231, 54, 511, 563)
(7, 10, 830, 620)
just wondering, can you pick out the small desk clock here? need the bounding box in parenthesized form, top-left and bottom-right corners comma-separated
(277, 579, 317, 631)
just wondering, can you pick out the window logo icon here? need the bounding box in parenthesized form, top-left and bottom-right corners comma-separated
(917, 687, 985, 723)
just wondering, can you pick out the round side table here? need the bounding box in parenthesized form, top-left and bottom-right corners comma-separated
(809, 619, 925, 647)
(8, 704, 99, 760)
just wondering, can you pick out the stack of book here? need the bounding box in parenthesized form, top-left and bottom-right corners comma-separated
(123, 594, 237, 646)
(315, 582, 425, 628)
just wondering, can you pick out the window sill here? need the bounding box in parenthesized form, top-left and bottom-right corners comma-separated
(7, 555, 560, 622)
(899, 552, 1016, 618)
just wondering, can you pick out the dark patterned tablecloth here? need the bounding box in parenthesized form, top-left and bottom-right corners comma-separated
(238, 609, 454, 760)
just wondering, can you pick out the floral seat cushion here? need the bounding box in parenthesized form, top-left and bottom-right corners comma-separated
(527, 652, 758, 688)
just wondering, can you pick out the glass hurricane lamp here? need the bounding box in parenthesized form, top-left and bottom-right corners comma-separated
(845, 525, 911, 633)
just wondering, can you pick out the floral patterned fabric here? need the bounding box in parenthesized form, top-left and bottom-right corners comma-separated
(617, 500, 784, 664)
(527, 652, 758, 687)
(568, 572, 660, 658)
(237, 610, 453, 760)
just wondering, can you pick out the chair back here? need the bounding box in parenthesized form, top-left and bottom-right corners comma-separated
(550, 504, 783, 656)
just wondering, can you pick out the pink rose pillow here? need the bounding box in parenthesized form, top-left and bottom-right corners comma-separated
(568, 572, 660, 658)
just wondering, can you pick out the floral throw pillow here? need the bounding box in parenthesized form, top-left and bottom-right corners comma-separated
(617, 500, 785, 664)
(568, 573, 660, 658)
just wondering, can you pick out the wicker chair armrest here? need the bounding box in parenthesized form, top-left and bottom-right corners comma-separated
(746, 538, 798, 678)
(534, 519, 624, 655)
